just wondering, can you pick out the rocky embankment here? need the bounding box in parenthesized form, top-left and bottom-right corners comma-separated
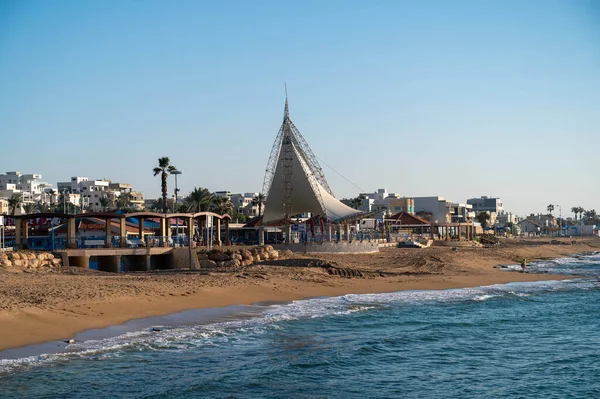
(0, 251, 63, 272)
(197, 245, 293, 269)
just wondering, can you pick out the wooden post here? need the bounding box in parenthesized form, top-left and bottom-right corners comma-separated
(224, 219, 231, 245)
(67, 217, 77, 248)
(15, 218, 22, 250)
(215, 218, 222, 246)
(138, 217, 145, 243)
(105, 217, 112, 248)
(119, 217, 127, 248)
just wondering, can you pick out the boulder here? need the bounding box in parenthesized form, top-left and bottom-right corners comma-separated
(280, 249, 293, 258)
(12, 260, 22, 267)
(1, 259, 11, 268)
(209, 252, 229, 262)
(264, 245, 274, 252)
(37, 253, 46, 260)
(262, 252, 270, 260)
(197, 253, 209, 260)
(29, 260, 39, 268)
(223, 259, 241, 268)
(47, 253, 54, 260)
(240, 259, 253, 267)
(199, 259, 218, 268)
(232, 253, 243, 261)
(9, 253, 20, 260)
(268, 250, 279, 259)
(51, 258, 62, 266)
(241, 250, 253, 260)
(253, 255, 262, 263)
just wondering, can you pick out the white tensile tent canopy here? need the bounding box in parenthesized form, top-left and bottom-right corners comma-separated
(261, 98, 362, 224)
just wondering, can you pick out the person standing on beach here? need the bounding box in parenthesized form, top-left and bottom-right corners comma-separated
(521, 258, 527, 272)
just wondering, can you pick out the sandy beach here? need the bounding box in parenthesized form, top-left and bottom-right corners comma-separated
(1, 237, 598, 352)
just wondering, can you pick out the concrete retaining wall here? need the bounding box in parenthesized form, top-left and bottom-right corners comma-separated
(274, 241, 380, 254)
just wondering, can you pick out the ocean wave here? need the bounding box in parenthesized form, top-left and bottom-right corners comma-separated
(2, 273, 598, 375)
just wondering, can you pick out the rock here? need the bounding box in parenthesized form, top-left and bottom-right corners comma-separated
(240, 259, 253, 267)
(65, 338, 75, 344)
(280, 249, 293, 258)
(51, 258, 62, 266)
(253, 255, 262, 263)
(262, 252, 270, 260)
(1, 259, 11, 268)
(47, 253, 54, 260)
(264, 245, 274, 252)
(199, 259, 218, 268)
(37, 253, 46, 260)
(223, 259, 241, 268)
(29, 260, 39, 268)
(9, 253, 20, 260)
(268, 250, 279, 259)
(197, 253, 209, 260)
(209, 252, 229, 262)
(232, 253, 243, 261)
(12, 260, 22, 267)
(151, 327, 162, 332)
(241, 250, 253, 260)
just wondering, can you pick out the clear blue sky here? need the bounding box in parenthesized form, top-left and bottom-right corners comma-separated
(1, 0, 598, 216)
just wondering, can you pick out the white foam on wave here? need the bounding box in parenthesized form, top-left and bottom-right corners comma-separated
(2, 272, 597, 375)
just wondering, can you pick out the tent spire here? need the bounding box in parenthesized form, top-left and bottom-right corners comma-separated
(283, 83, 289, 121)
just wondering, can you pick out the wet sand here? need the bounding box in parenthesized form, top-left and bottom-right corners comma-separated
(1, 237, 598, 352)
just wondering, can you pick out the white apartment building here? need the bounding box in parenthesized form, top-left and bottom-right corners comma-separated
(0, 171, 54, 204)
(230, 192, 260, 216)
(413, 196, 451, 224)
(57, 177, 143, 212)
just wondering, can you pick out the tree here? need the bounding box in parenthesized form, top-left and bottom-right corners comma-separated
(349, 195, 365, 210)
(571, 207, 579, 221)
(476, 212, 491, 229)
(583, 209, 598, 224)
(577, 207, 585, 222)
(35, 201, 49, 213)
(211, 196, 233, 215)
(547, 204, 555, 216)
(8, 194, 23, 216)
(182, 187, 214, 212)
(22, 202, 35, 214)
(251, 193, 265, 217)
(115, 192, 131, 211)
(99, 195, 114, 212)
(153, 157, 177, 213)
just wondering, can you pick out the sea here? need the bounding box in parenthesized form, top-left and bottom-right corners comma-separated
(1, 252, 600, 398)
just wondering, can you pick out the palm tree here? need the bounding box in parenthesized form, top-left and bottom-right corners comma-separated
(251, 193, 265, 217)
(583, 209, 598, 224)
(153, 157, 177, 213)
(571, 207, 579, 221)
(183, 187, 214, 212)
(22, 202, 35, 214)
(211, 196, 233, 215)
(99, 195, 114, 212)
(547, 204, 555, 216)
(8, 194, 23, 216)
(577, 207, 586, 222)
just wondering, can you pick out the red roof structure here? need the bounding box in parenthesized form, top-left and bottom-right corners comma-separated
(387, 212, 430, 225)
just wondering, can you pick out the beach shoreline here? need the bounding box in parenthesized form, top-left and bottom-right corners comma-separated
(1, 237, 598, 353)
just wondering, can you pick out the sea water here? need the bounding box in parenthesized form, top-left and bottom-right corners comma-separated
(1, 252, 600, 398)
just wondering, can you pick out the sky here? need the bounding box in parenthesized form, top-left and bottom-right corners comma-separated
(1, 0, 599, 216)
